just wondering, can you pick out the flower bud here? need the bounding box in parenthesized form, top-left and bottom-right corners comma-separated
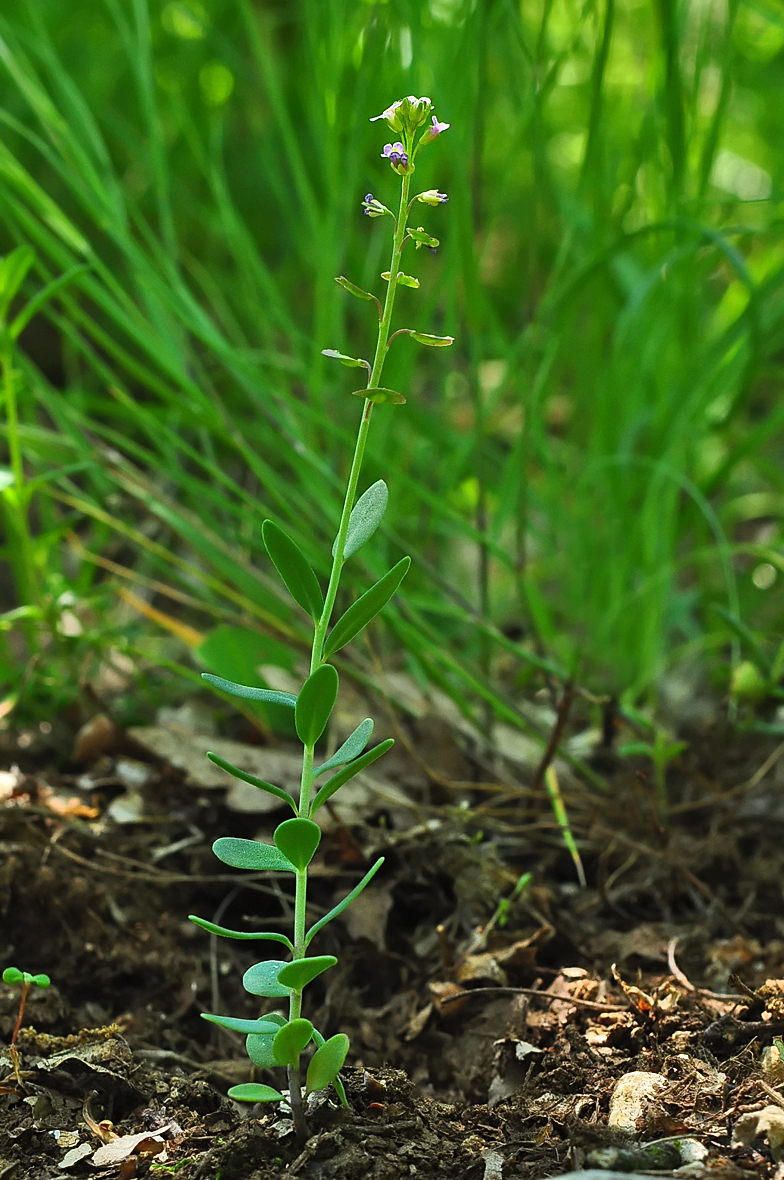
(369, 100, 405, 133)
(370, 96, 434, 137)
(416, 190, 448, 206)
(418, 115, 450, 146)
(362, 193, 389, 218)
(381, 142, 412, 175)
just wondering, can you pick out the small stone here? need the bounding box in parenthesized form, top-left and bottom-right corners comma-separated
(608, 1071, 666, 1130)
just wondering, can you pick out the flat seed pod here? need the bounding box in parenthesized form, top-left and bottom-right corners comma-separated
(321, 348, 371, 371)
(295, 664, 339, 747)
(227, 1083, 283, 1104)
(324, 559, 410, 658)
(351, 387, 406, 405)
(381, 270, 420, 288)
(306, 1033, 350, 1093)
(277, 955, 337, 991)
(409, 332, 453, 346)
(242, 960, 291, 998)
(262, 521, 324, 621)
(333, 481, 388, 560)
(213, 837, 295, 873)
(313, 718, 373, 777)
(272, 1018, 314, 1066)
(273, 818, 321, 870)
(334, 275, 376, 301)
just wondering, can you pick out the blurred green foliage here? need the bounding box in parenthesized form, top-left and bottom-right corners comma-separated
(0, 0, 783, 727)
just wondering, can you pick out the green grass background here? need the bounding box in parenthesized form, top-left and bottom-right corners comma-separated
(1, 0, 783, 734)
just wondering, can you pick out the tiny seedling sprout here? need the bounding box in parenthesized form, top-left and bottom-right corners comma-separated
(189, 95, 452, 1145)
(2, 966, 51, 1086)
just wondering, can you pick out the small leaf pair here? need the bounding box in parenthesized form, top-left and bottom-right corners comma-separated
(213, 817, 321, 874)
(242, 954, 336, 997)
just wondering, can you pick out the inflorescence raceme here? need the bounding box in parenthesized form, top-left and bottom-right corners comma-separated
(189, 95, 452, 1146)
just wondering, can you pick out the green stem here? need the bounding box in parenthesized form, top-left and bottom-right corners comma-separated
(289, 167, 411, 1140)
(310, 168, 412, 672)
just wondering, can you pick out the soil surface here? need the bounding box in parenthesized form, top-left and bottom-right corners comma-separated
(2, 699, 784, 1179)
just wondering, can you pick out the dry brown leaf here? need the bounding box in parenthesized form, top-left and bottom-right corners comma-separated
(428, 980, 467, 1016)
(91, 1126, 172, 1166)
(456, 952, 508, 986)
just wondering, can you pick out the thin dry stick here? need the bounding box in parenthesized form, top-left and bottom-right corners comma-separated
(439, 985, 625, 1012)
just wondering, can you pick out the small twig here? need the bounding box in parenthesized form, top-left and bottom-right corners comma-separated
(532, 680, 575, 793)
(667, 939, 740, 1000)
(667, 936, 696, 991)
(758, 1080, 784, 1111)
(439, 985, 625, 1012)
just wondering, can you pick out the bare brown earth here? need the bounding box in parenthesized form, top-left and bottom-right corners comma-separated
(2, 698, 784, 1179)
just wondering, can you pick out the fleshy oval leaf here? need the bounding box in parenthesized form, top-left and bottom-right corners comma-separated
(200, 1012, 282, 1035)
(246, 1031, 277, 1068)
(306, 1033, 350, 1093)
(310, 741, 394, 815)
(242, 960, 291, 998)
(295, 664, 339, 747)
(313, 718, 374, 778)
(277, 955, 337, 992)
(227, 1083, 284, 1104)
(351, 387, 406, 405)
(2, 967, 23, 985)
(201, 673, 296, 708)
(262, 521, 324, 621)
(272, 1018, 314, 1066)
(334, 480, 388, 560)
(324, 558, 410, 658)
(32, 974, 50, 988)
(213, 837, 295, 873)
(273, 818, 321, 870)
(206, 752, 297, 812)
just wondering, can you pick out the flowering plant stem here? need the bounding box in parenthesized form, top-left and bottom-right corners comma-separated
(287, 169, 411, 1143)
(193, 94, 451, 1148)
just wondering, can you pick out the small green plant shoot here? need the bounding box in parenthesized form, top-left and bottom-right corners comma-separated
(2, 966, 51, 1086)
(189, 96, 452, 1145)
